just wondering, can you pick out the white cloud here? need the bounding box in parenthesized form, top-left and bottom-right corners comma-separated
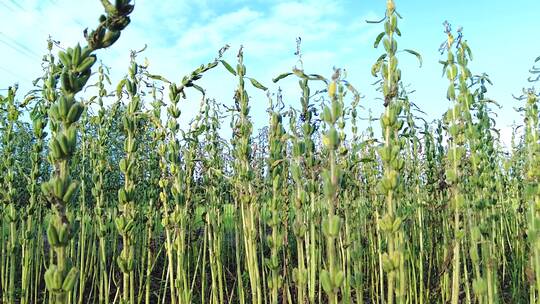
(0, 0, 384, 134)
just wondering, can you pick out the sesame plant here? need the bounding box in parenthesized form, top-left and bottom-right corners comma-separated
(89, 63, 115, 304)
(39, 1, 133, 303)
(0, 85, 19, 304)
(370, 0, 421, 302)
(522, 89, 540, 303)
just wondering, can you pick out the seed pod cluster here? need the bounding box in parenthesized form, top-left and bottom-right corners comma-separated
(319, 75, 347, 304)
(116, 57, 142, 304)
(440, 23, 479, 304)
(265, 108, 287, 303)
(40, 1, 134, 303)
(371, 0, 410, 301)
(524, 91, 540, 300)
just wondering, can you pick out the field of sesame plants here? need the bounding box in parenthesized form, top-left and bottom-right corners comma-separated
(0, 0, 539, 303)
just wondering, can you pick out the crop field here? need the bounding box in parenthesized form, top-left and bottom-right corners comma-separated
(0, 0, 539, 303)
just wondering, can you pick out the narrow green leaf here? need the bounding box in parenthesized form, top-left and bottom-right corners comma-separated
(404, 49, 422, 67)
(116, 79, 126, 98)
(192, 84, 206, 95)
(366, 16, 386, 24)
(146, 74, 170, 83)
(465, 45, 473, 61)
(220, 60, 237, 76)
(374, 32, 385, 48)
(307, 74, 328, 82)
(249, 78, 268, 91)
(272, 72, 292, 83)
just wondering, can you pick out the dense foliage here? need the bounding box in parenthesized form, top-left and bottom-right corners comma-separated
(1, 0, 539, 303)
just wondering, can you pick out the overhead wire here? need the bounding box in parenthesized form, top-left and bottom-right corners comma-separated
(0, 33, 41, 59)
(0, 0, 89, 85)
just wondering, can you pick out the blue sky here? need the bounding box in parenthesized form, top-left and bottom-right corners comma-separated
(1, 0, 539, 146)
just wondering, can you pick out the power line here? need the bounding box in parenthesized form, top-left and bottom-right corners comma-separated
(1, 0, 93, 46)
(0, 32, 41, 59)
(0, 37, 39, 61)
(0, 66, 31, 83)
(0, 0, 15, 12)
(8, 0, 24, 11)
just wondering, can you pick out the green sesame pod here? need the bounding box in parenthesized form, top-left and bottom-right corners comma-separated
(328, 215, 341, 238)
(331, 100, 342, 120)
(58, 51, 71, 68)
(47, 222, 60, 247)
(50, 138, 63, 159)
(380, 214, 393, 232)
(267, 277, 274, 289)
(58, 96, 69, 119)
(322, 106, 332, 123)
(68, 73, 77, 92)
(388, 170, 398, 189)
(447, 85, 456, 100)
(396, 119, 404, 131)
(53, 177, 65, 199)
(471, 226, 481, 241)
(389, 56, 398, 72)
(469, 247, 479, 263)
(53, 268, 64, 290)
(320, 270, 332, 294)
(324, 127, 339, 149)
(472, 278, 487, 295)
(381, 253, 393, 272)
(124, 219, 134, 232)
(333, 270, 344, 289)
(58, 223, 71, 245)
(102, 30, 121, 47)
(71, 43, 81, 66)
(115, 216, 126, 231)
(236, 63, 245, 76)
(41, 181, 52, 197)
(66, 102, 83, 124)
(378, 146, 390, 162)
(81, 46, 92, 59)
(392, 217, 402, 233)
(62, 181, 79, 203)
(61, 70, 72, 91)
(126, 80, 134, 94)
(381, 115, 390, 127)
(58, 134, 70, 156)
(387, 112, 397, 127)
(126, 258, 134, 272)
(299, 269, 307, 284)
(62, 267, 78, 292)
(116, 256, 127, 273)
(119, 158, 127, 173)
(390, 251, 400, 268)
(321, 218, 329, 237)
(121, 117, 130, 132)
(396, 158, 405, 170)
(44, 265, 58, 290)
(8, 204, 16, 222)
(383, 38, 391, 53)
(76, 72, 91, 91)
(131, 61, 138, 75)
(76, 55, 97, 73)
(66, 125, 77, 148)
(161, 216, 169, 227)
(49, 104, 60, 121)
(130, 81, 137, 95)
